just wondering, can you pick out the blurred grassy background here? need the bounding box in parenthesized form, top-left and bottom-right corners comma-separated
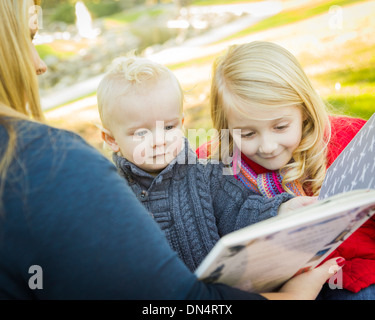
(43, 0, 375, 156)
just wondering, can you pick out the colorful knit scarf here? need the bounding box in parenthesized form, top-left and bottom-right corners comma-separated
(232, 149, 306, 198)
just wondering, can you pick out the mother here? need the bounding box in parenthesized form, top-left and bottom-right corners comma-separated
(0, 0, 339, 299)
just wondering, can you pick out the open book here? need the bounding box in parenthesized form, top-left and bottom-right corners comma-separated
(195, 189, 375, 292)
(195, 113, 375, 293)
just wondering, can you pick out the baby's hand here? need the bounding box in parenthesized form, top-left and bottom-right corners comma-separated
(278, 196, 318, 215)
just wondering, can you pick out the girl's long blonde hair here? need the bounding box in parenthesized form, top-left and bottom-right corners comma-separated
(0, 0, 43, 206)
(211, 41, 330, 195)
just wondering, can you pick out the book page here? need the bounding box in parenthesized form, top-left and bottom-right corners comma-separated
(319, 113, 375, 199)
(196, 196, 375, 293)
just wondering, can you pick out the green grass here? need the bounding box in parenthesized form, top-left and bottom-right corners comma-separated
(104, 7, 165, 24)
(318, 66, 375, 86)
(222, 0, 367, 41)
(184, 99, 214, 148)
(326, 94, 375, 120)
(36, 44, 76, 60)
(167, 53, 218, 70)
(104, 11, 143, 24)
(310, 49, 375, 120)
(45, 92, 98, 113)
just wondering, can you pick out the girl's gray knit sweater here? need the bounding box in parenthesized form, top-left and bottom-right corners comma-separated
(113, 140, 292, 271)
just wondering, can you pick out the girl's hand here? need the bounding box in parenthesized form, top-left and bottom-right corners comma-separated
(278, 196, 318, 215)
(262, 257, 344, 300)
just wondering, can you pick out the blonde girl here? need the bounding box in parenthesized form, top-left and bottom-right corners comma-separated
(204, 41, 367, 198)
(203, 41, 373, 298)
(210, 41, 335, 196)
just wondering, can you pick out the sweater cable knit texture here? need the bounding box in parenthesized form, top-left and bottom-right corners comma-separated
(114, 139, 292, 271)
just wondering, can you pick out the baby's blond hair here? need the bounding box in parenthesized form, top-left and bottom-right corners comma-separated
(97, 55, 183, 130)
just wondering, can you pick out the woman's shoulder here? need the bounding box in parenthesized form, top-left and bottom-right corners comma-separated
(4, 119, 124, 224)
(8, 119, 112, 180)
(14, 119, 89, 150)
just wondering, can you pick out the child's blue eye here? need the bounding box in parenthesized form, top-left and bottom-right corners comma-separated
(165, 126, 174, 130)
(135, 130, 148, 137)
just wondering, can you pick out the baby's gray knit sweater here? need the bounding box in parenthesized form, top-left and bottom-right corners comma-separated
(113, 140, 292, 271)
